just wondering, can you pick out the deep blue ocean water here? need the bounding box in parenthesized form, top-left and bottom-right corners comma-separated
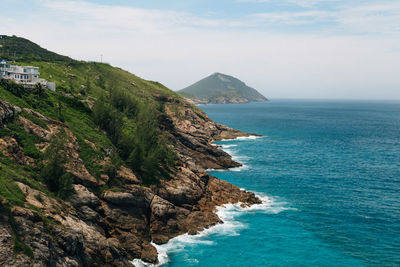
(135, 100, 400, 267)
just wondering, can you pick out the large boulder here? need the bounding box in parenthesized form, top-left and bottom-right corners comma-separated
(0, 99, 21, 125)
(101, 191, 137, 206)
(150, 195, 176, 219)
(67, 184, 100, 208)
(140, 242, 158, 264)
(157, 167, 204, 206)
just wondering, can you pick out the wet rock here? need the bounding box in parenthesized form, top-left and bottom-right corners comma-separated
(140, 242, 158, 264)
(117, 232, 141, 259)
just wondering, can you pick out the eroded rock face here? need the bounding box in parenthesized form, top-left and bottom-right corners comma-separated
(0, 136, 35, 166)
(63, 130, 103, 187)
(67, 184, 100, 208)
(164, 104, 255, 170)
(0, 99, 21, 125)
(17, 116, 52, 141)
(2, 99, 262, 266)
(116, 166, 141, 184)
(101, 191, 137, 206)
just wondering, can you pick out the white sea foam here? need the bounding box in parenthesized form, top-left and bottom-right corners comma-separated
(132, 135, 278, 265)
(221, 147, 251, 171)
(221, 144, 238, 148)
(220, 135, 264, 142)
(236, 135, 261, 140)
(131, 192, 291, 266)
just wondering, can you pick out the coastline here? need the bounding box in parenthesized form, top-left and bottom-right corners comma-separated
(0, 96, 266, 266)
(131, 135, 268, 266)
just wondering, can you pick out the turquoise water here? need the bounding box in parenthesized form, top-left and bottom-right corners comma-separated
(140, 100, 400, 267)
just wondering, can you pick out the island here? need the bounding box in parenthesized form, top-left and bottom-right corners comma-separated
(177, 72, 268, 104)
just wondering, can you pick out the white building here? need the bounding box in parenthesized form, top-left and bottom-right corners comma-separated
(0, 60, 56, 91)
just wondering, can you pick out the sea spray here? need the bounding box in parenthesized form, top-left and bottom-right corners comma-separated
(131, 193, 288, 266)
(133, 133, 279, 265)
(220, 135, 264, 142)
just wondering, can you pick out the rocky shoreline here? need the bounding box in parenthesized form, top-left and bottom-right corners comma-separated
(0, 98, 261, 266)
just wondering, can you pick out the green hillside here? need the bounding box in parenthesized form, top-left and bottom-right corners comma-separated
(178, 72, 268, 104)
(0, 35, 182, 203)
(0, 35, 71, 62)
(0, 35, 261, 265)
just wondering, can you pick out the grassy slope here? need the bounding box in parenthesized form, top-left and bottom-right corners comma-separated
(0, 36, 184, 207)
(0, 35, 200, 258)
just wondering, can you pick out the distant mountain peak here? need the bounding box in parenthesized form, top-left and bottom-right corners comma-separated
(177, 73, 268, 104)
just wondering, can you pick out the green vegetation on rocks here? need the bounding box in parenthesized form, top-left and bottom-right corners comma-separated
(0, 35, 262, 265)
(0, 35, 179, 228)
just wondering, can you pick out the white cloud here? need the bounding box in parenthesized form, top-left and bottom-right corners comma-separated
(250, 2, 400, 34)
(41, 0, 252, 34)
(250, 10, 332, 25)
(1, 0, 399, 99)
(237, 0, 340, 8)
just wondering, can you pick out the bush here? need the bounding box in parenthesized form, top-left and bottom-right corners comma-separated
(31, 83, 46, 97)
(41, 130, 74, 198)
(6, 124, 41, 159)
(126, 104, 175, 185)
(0, 79, 28, 97)
(92, 97, 123, 144)
(92, 88, 176, 185)
(109, 87, 138, 118)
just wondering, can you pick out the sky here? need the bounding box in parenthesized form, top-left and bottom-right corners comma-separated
(1, 0, 400, 99)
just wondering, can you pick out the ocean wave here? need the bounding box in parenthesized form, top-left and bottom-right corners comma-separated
(131, 193, 290, 266)
(206, 164, 249, 172)
(236, 135, 262, 140)
(221, 144, 238, 148)
(219, 135, 263, 141)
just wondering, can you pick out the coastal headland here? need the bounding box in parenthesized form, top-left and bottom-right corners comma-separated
(0, 35, 261, 266)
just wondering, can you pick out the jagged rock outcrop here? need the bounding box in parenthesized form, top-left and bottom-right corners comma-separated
(1, 99, 261, 266)
(0, 136, 35, 166)
(67, 184, 100, 208)
(116, 166, 141, 184)
(0, 99, 21, 125)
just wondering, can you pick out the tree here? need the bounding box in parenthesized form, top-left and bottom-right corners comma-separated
(32, 83, 46, 96)
(41, 130, 74, 198)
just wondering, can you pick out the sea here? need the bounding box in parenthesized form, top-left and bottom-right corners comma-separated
(133, 100, 400, 267)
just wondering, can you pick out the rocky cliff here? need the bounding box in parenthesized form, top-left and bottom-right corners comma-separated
(0, 97, 261, 266)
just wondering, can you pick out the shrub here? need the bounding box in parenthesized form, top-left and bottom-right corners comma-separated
(41, 130, 74, 198)
(126, 104, 175, 185)
(0, 79, 27, 97)
(31, 83, 46, 97)
(92, 89, 176, 185)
